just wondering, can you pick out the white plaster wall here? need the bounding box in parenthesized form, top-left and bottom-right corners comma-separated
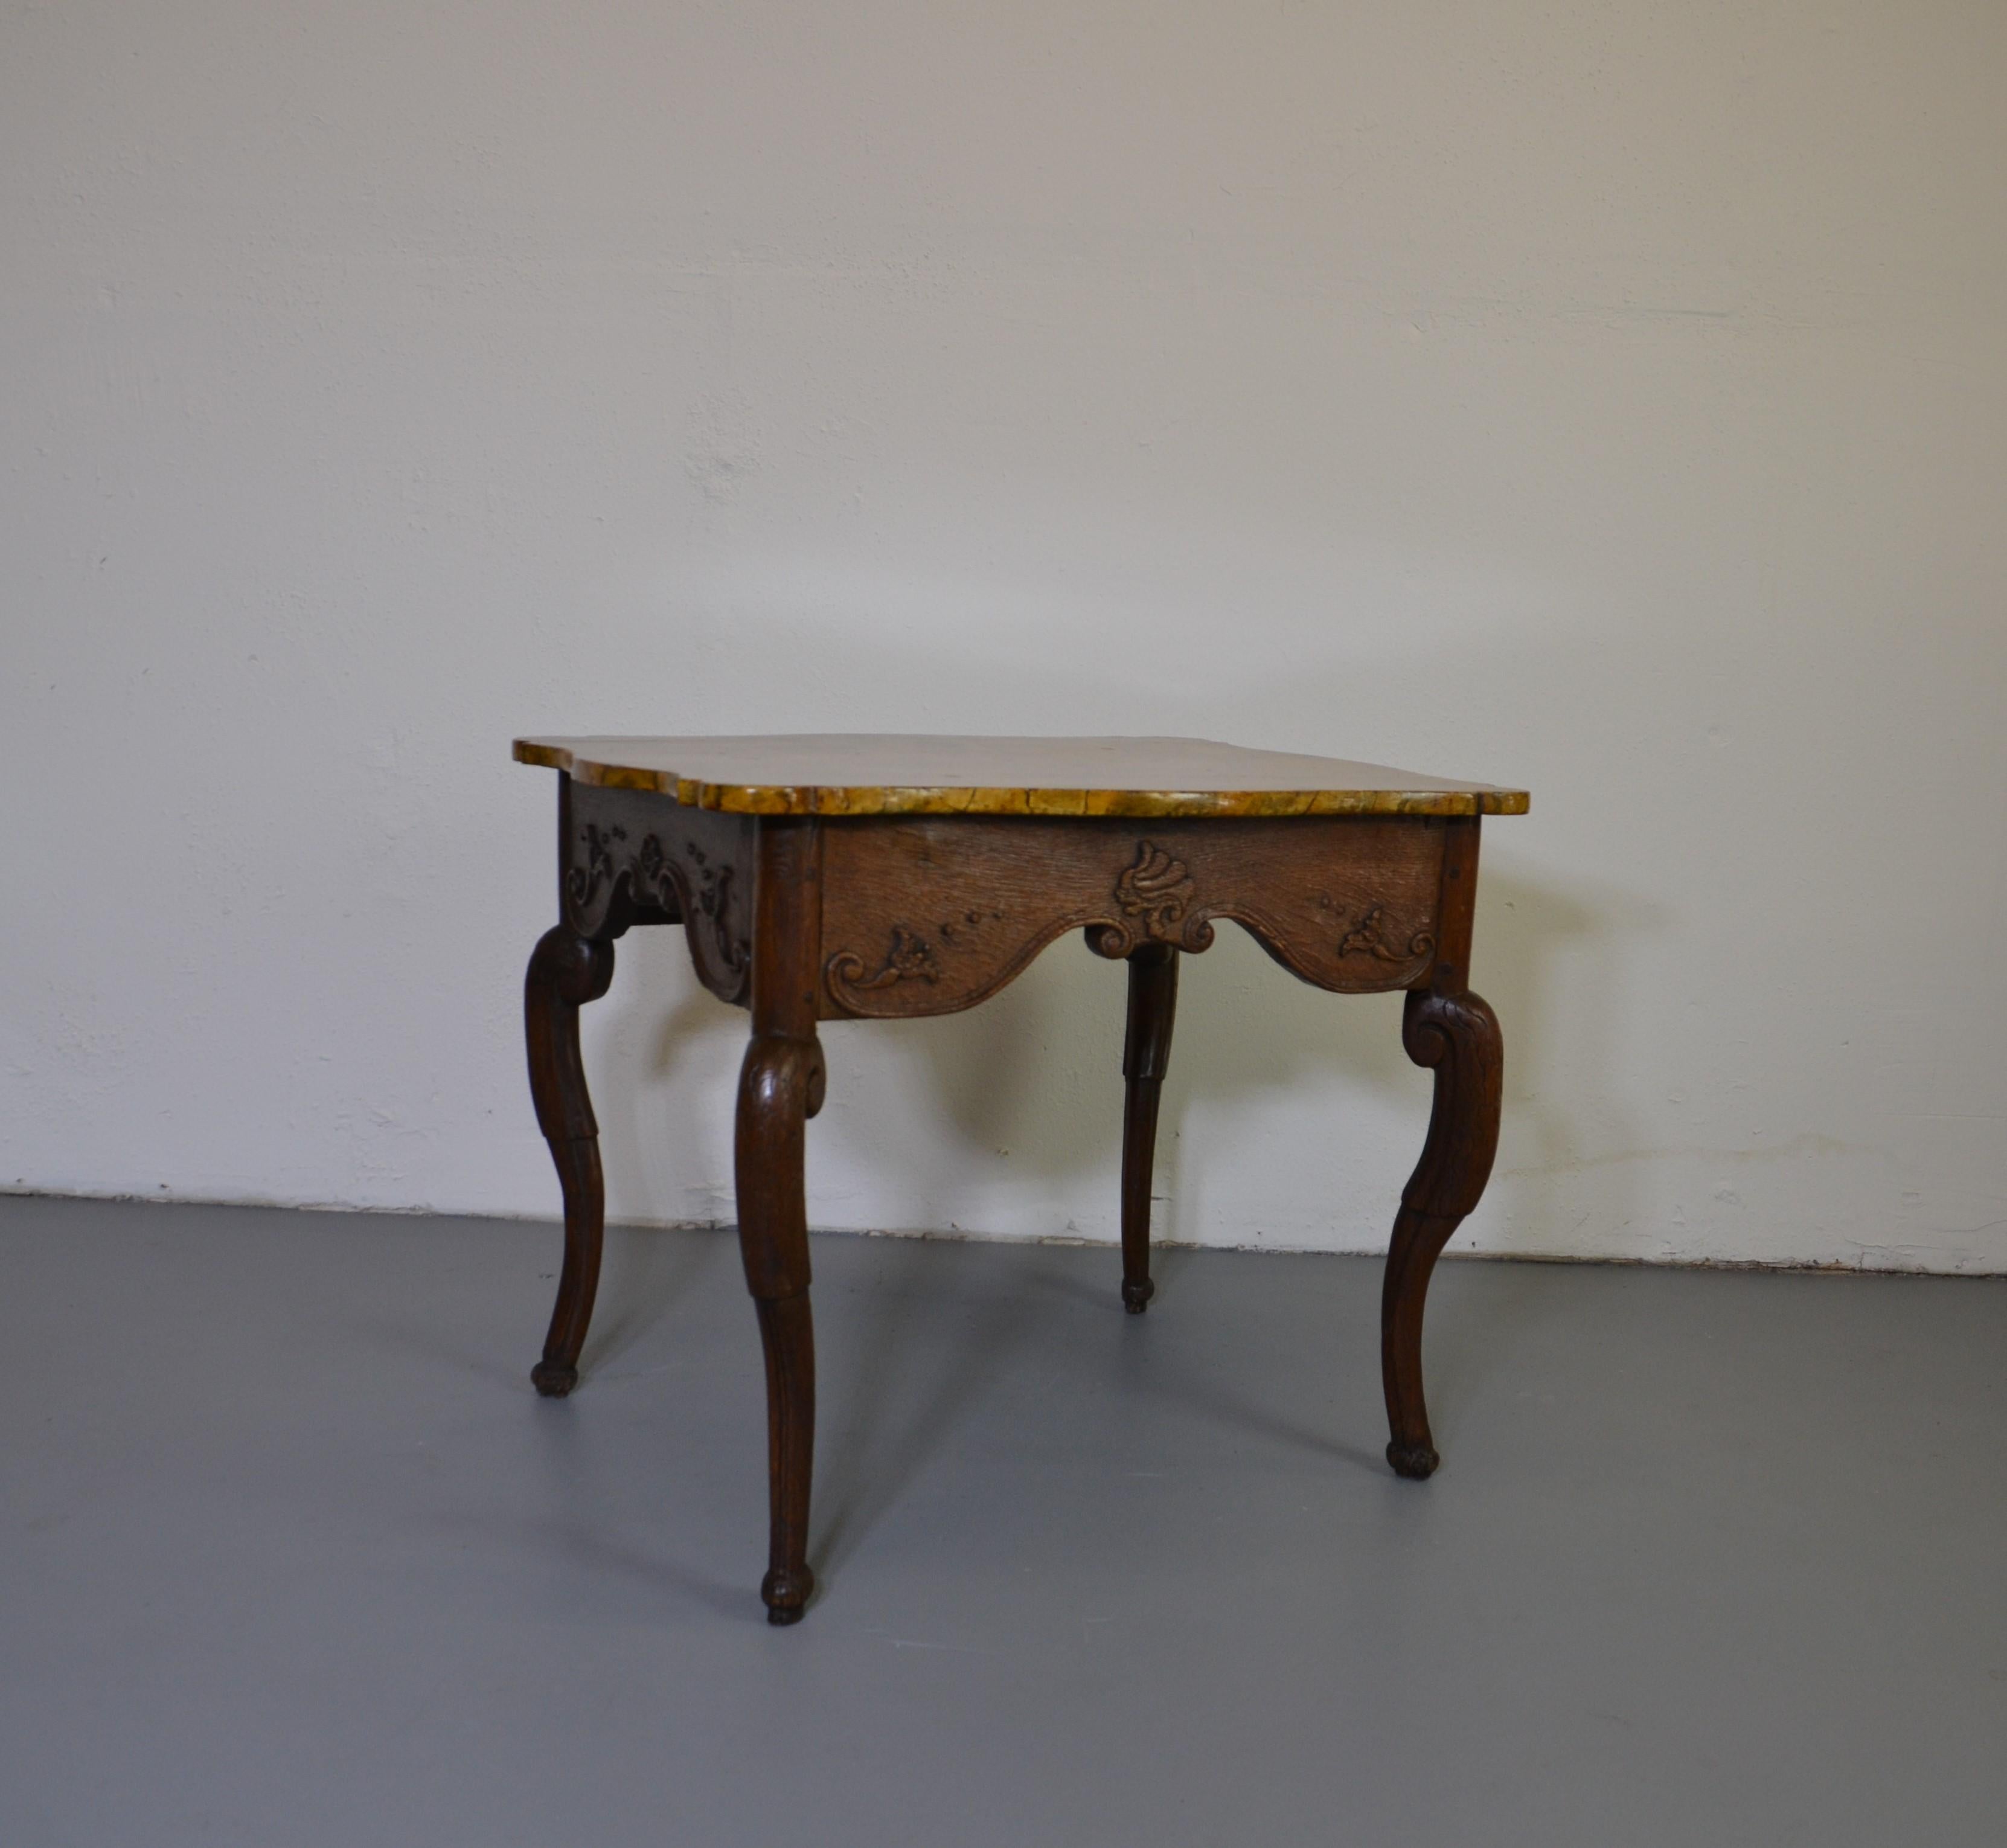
(4, 2, 2003, 1269)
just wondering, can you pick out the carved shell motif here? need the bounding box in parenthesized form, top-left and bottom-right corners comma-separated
(1117, 843, 1196, 931)
(1087, 841, 1217, 958)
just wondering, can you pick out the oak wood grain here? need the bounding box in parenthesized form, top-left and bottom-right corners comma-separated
(818, 814, 1447, 1018)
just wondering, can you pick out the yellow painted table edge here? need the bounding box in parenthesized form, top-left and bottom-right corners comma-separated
(513, 740, 1529, 820)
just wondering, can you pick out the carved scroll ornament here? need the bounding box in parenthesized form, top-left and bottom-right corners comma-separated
(563, 819, 752, 1003)
(825, 926, 941, 1009)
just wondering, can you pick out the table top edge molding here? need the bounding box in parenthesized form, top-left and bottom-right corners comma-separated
(512, 737, 1530, 819)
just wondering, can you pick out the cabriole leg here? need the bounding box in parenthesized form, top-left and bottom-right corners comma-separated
(1380, 982, 1503, 1478)
(735, 818, 825, 1625)
(1119, 943, 1179, 1312)
(736, 1034, 824, 1623)
(524, 923, 617, 1397)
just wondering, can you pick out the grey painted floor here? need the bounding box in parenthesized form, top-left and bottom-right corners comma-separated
(4, 1196, 2004, 1847)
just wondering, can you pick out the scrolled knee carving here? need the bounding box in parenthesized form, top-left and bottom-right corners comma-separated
(525, 926, 615, 1146)
(1401, 983, 1496, 1068)
(738, 1032, 825, 1126)
(530, 923, 616, 1004)
(1398, 985, 1502, 1221)
(734, 1032, 824, 1304)
(1381, 981, 1505, 1477)
(525, 923, 618, 1395)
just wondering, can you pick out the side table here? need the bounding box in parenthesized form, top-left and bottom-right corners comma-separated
(514, 735, 1528, 1623)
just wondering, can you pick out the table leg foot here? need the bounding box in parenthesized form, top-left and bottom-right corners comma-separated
(749, 1285, 817, 1627)
(530, 1361, 579, 1398)
(1121, 1277, 1155, 1314)
(1380, 985, 1502, 1477)
(1386, 1439, 1441, 1480)
(763, 1565, 816, 1624)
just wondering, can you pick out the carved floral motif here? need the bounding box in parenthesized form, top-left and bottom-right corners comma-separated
(825, 926, 941, 1006)
(634, 833, 674, 910)
(565, 821, 750, 1001)
(1337, 904, 1437, 964)
(566, 823, 627, 910)
(821, 820, 1442, 1011)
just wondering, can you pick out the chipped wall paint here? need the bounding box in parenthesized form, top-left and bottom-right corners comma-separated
(2, 2, 2003, 1269)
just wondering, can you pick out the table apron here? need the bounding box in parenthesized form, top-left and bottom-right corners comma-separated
(818, 813, 1450, 1019)
(559, 781, 755, 1002)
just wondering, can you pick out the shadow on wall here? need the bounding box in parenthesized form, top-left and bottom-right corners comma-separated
(574, 814, 1656, 1269)
(1470, 862, 1660, 1256)
(879, 855, 1654, 1258)
(552, 602, 1663, 1262)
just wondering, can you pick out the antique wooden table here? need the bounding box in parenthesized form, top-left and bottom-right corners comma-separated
(515, 734, 1528, 1623)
